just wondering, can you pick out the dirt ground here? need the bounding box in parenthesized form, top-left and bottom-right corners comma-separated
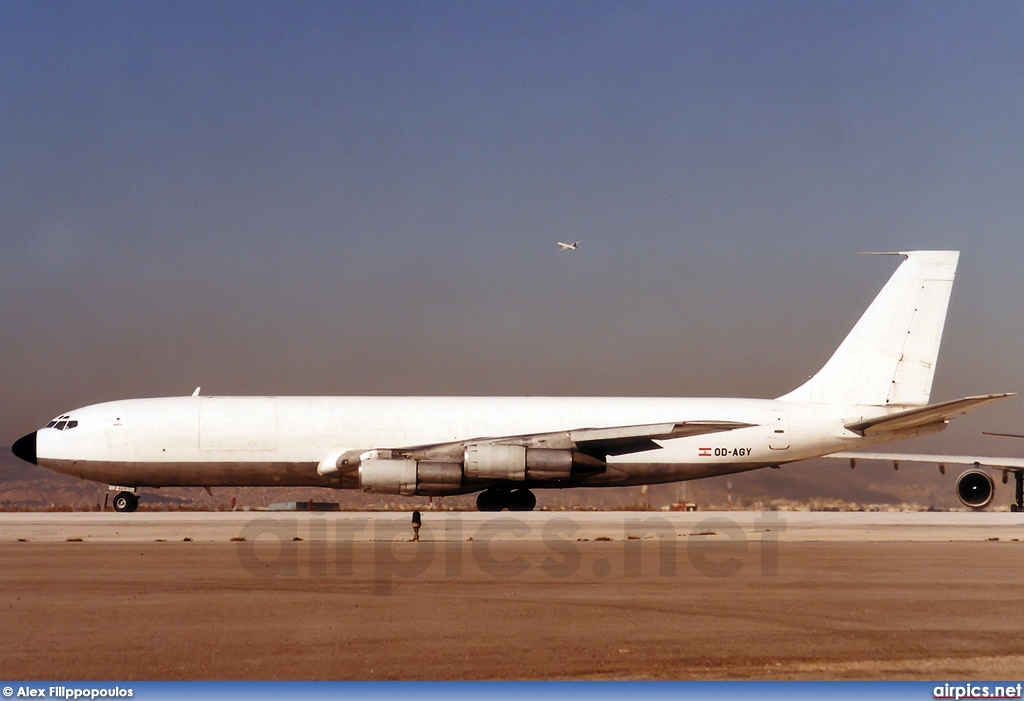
(1, 540, 1023, 680)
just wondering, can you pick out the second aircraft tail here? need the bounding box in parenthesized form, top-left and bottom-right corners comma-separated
(779, 251, 959, 407)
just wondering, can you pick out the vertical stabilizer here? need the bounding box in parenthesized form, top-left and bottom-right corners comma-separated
(778, 251, 959, 407)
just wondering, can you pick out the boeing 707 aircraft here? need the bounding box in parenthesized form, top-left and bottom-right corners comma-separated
(10, 251, 1011, 512)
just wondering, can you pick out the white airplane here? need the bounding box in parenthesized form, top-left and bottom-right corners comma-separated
(10, 250, 1012, 513)
(826, 449, 1024, 512)
(557, 240, 580, 251)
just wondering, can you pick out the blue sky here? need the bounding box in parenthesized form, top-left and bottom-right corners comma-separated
(2, 1, 1023, 451)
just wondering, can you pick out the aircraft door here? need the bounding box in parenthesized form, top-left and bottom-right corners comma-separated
(107, 409, 127, 448)
(769, 410, 789, 450)
(200, 397, 278, 451)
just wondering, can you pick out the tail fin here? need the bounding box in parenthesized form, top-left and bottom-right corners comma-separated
(779, 251, 959, 407)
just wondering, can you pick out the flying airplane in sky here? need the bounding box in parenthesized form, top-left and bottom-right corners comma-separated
(557, 240, 580, 251)
(10, 250, 1012, 512)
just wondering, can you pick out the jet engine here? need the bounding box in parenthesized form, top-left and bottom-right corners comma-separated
(358, 452, 463, 496)
(463, 444, 604, 481)
(357, 445, 605, 495)
(955, 468, 994, 509)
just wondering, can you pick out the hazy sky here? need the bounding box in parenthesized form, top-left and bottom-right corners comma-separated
(2, 1, 1023, 453)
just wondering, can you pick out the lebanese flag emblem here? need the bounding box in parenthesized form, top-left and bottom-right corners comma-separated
(698, 447, 712, 457)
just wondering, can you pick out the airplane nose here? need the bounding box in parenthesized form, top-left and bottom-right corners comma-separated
(11, 431, 37, 465)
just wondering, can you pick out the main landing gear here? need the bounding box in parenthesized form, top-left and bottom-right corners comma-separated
(111, 491, 139, 513)
(1010, 470, 1023, 513)
(476, 488, 536, 512)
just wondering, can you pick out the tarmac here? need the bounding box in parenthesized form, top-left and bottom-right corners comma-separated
(1, 511, 1023, 680)
(2, 509, 1024, 543)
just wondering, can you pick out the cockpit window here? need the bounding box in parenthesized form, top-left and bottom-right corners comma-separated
(54, 421, 67, 430)
(46, 416, 78, 431)
(46, 421, 57, 428)
(67, 420, 78, 429)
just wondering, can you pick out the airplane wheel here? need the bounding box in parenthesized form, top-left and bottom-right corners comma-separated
(112, 492, 139, 513)
(509, 489, 536, 512)
(1012, 504, 1020, 513)
(476, 489, 505, 512)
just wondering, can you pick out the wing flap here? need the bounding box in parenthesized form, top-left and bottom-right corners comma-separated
(569, 420, 756, 456)
(844, 393, 1014, 435)
(398, 420, 756, 460)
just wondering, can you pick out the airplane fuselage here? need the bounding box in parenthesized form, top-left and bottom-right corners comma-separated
(32, 395, 921, 492)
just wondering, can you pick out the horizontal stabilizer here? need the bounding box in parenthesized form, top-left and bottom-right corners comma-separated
(828, 451, 1024, 472)
(844, 393, 1014, 436)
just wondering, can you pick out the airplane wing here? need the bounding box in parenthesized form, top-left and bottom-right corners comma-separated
(843, 393, 1014, 435)
(828, 451, 1024, 473)
(399, 419, 756, 460)
(319, 419, 756, 476)
(502, 420, 756, 456)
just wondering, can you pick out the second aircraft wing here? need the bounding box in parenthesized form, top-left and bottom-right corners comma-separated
(828, 451, 1024, 473)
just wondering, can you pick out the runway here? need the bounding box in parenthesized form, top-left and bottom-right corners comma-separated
(3, 509, 1024, 543)
(1, 511, 1023, 680)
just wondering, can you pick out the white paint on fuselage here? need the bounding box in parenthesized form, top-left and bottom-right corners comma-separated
(35, 394, 901, 488)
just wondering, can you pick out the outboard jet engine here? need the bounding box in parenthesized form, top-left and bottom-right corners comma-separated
(956, 469, 994, 509)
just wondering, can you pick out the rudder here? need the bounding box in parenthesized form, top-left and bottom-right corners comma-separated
(779, 251, 959, 407)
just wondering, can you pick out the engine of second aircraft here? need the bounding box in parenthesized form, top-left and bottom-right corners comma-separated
(955, 468, 994, 509)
